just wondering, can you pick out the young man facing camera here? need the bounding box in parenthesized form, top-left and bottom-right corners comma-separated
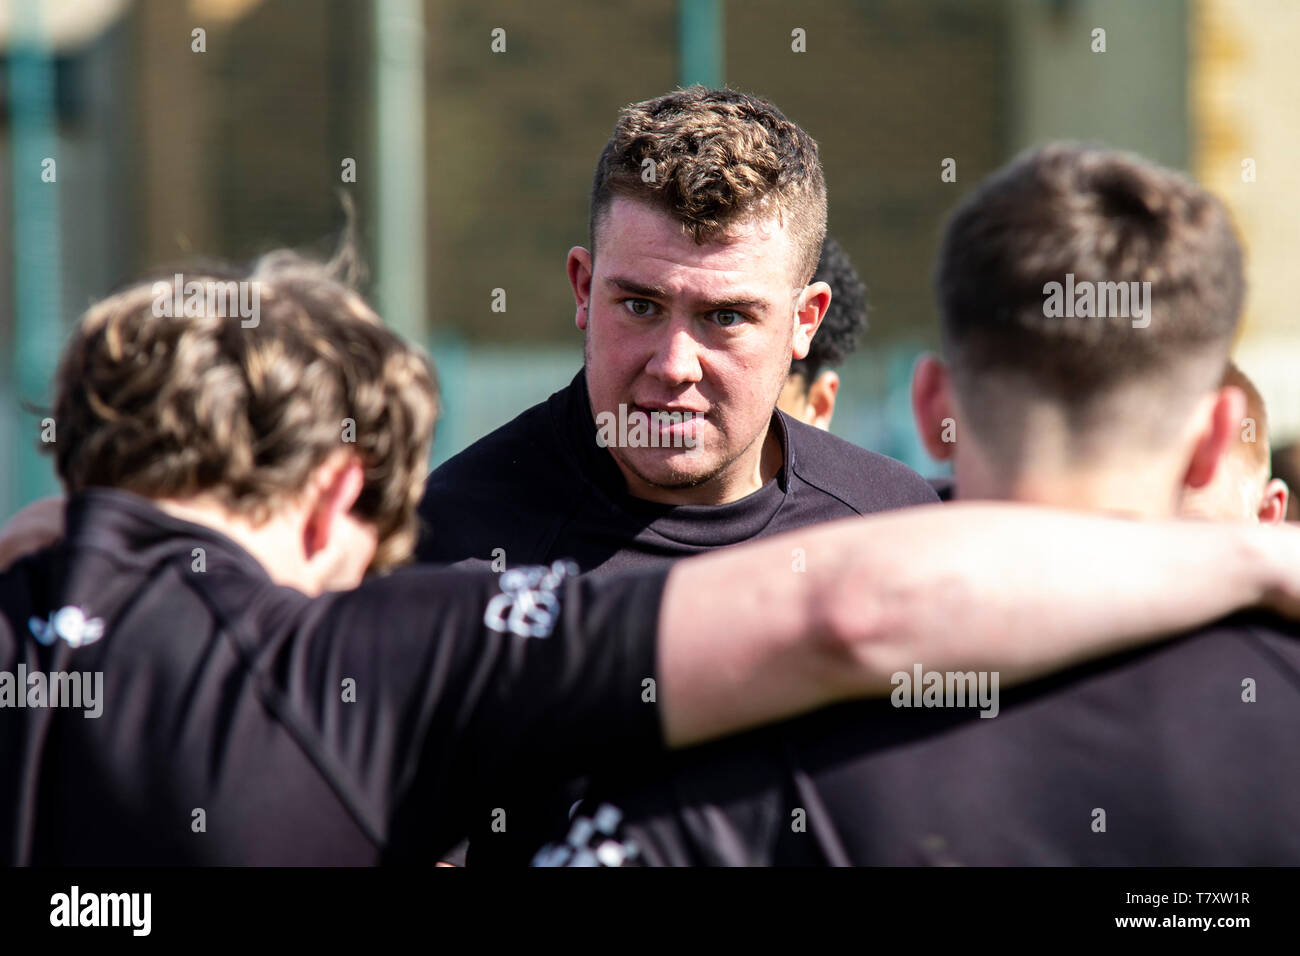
(559, 145, 1300, 866)
(416, 87, 935, 576)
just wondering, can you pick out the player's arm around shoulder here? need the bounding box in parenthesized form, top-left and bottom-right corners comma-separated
(653, 502, 1300, 748)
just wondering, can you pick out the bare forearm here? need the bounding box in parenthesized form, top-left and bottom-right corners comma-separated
(657, 529, 842, 747)
(812, 503, 1286, 693)
(658, 502, 1292, 747)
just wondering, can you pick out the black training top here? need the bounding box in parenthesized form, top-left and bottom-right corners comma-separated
(413, 368, 935, 865)
(415, 369, 938, 573)
(0, 489, 667, 865)
(550, 613, 1300, 865)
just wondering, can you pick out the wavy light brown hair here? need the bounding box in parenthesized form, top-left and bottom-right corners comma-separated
(589, 86, 828, 286)
(47, 250, 438, 571)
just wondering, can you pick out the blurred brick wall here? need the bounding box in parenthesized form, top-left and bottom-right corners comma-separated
(1193, 0, 1300, 441)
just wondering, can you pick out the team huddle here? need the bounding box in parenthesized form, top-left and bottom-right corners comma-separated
(2, 87, 1298, 866)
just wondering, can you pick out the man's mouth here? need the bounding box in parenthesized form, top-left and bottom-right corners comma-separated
(631, 403, 706, 442)
(633, 402, 706, 418)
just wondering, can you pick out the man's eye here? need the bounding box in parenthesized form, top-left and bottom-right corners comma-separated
(624, 299, 654, 317)
(713, 310, 742, 328)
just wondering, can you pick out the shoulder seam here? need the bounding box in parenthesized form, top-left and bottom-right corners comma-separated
(176, 564, 388, 851)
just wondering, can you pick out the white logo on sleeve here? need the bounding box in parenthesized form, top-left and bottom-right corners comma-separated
(29, 606, 105, 649)
(483, 561, 578, 638)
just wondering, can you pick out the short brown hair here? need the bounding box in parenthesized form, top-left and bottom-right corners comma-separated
(589, 86, 828, 286)
(48, 251, 438, 571)
(936, 143, 1245, 447)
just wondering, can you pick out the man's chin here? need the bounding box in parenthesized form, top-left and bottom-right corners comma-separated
(615, 448, 721, 491)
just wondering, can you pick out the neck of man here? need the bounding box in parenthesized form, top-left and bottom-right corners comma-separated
(155, 496, 318, 593)
(954, 441, 1189, 519)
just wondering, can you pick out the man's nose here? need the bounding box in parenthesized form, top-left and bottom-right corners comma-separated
(644, 320, 703, 385)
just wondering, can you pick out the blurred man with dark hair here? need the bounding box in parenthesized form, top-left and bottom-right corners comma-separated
(1181, 361, 1288, 523)
(777, 237, 868, 430)
(913, 143, 1247, 516)
(559, 144, 1300, 866)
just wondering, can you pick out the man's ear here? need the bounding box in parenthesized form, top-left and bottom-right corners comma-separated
(568, 247, 594, 332)
(911, 353, 955, 462)
(304, 454, 367, 559)
(805, 371, 839, 431)
(1258, 477, 1289, 525)
(791, 281, 832, 360)
(1185, 385, 1247, 491)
